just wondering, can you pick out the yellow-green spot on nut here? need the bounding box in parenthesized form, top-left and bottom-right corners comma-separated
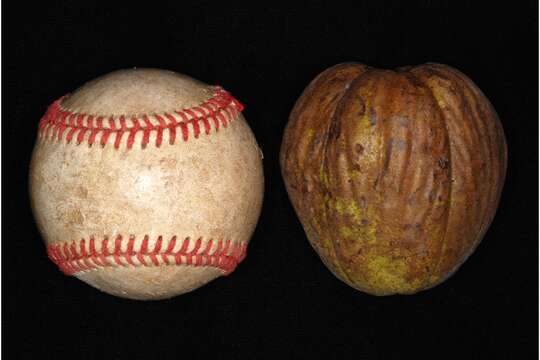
(322, 192, 331, 209)
(334, 198, 346, 215)
(349, 169, 363, 181)
(339, 226, 355, 238)
(329, 197, 379, 245)
(346, 201, 362, 223)
(430, 89, 447, 109)
(305, 128, 315, 143)
(366, 255, 419, 293)
(319, 166, 332, 188)
(429, 273, 444, 285)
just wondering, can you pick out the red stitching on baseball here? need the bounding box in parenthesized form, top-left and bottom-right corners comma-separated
(38, 87, 243, 149)
(47, 235, 247, 276)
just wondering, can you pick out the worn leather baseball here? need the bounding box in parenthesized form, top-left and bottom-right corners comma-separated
(29, 69, 264, 300)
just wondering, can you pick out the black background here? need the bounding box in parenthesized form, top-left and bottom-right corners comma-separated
(3, 1, 538, 359)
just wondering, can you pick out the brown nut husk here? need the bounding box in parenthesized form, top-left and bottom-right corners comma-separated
(280, 62, 507, 295)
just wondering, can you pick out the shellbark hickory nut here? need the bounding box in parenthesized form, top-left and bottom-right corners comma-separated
(280, 62, 507, 295)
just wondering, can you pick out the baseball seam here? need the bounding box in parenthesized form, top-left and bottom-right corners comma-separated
(47, 235, 247, 276)
(38, 86, 244, 149)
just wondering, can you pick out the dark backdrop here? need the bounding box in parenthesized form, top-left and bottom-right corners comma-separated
(3, 1, 538, 359)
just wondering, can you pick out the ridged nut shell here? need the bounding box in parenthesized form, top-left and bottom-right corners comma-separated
(280, 62, 507, 295)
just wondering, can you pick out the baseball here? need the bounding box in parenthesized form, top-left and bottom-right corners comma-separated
(29, 69, 264, 300)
